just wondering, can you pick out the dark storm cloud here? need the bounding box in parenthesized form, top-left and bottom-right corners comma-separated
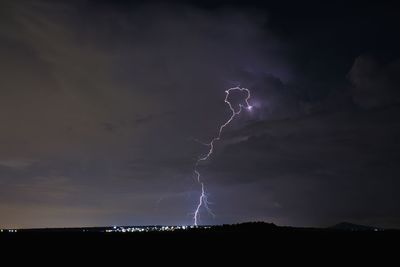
(199, 55, 400, 228)
(0, 0, 286, 153)
(0, 0, 399, 228)
(348, 55, 400, 109)
(0, 0, 291, 227)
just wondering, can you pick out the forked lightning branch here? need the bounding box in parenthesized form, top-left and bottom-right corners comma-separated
(193, 87, 252, 225)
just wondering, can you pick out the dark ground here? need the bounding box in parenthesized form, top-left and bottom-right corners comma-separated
(0, 223, 397, 265)
(1, 222, 398, 253)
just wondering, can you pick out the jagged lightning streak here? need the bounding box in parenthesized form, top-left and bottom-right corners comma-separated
(193, 86, 252, 226)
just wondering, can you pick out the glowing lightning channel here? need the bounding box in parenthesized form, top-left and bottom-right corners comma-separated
(193, 86, 252, 226)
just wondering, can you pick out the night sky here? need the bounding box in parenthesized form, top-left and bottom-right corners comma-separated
(1, 0, 399, 229)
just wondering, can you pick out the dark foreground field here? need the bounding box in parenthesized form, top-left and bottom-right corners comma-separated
(1, 222, 398, 248)
(1, 222, 398, 263)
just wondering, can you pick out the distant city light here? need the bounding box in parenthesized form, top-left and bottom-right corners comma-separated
(103, 225, 208, 233)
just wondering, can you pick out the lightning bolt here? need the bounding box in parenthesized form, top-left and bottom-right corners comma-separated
(193, 86, 252, 226)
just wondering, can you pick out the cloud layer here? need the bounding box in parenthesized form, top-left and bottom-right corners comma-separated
(0, 0, 399, 228)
